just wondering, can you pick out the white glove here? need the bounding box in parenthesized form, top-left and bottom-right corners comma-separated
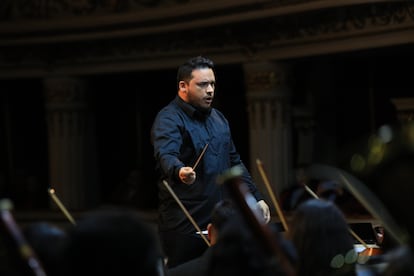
(257, 200, 271, 223)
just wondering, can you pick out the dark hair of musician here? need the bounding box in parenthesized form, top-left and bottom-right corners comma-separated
(210, 199, 235, 232)
(288, 199, 357, 276)
(207, 211, 285, 276)
(61, 207, 163, 276)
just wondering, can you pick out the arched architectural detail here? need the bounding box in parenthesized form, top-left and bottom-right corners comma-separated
(1, 1, 414, 77)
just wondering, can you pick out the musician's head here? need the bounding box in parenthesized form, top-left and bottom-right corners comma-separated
(288, 199, 356, 276)
(207, 200, 286, 276)
(207, 199, 236, 245)
(61, 207, 163, 276)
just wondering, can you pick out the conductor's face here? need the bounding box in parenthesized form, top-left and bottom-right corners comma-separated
(179, 68, 216, 111)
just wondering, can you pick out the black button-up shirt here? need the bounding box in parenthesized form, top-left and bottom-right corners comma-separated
(151, 96, 263, 234)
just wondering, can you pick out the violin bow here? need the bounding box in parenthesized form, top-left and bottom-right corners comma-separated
(162, 180, 210, 247)
(160, 143, 212, 247)
(303, 184, 370, 249)
(256, 158, 289, 232)
(48, 187, 76, 225)
(0, 199, 47, 276)
(305, 163, 408, 246)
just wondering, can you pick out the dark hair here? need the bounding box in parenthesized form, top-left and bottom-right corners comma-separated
(289, 199, 356, 276)
(177, 56, 214, 88)
(62, 207, 162, 276)
(210, 199, 236, 232)
(208, 212, 283, 276)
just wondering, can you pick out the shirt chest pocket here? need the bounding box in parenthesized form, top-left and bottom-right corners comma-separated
(198, 130, 230, 156)
(186, 118, 231, 156)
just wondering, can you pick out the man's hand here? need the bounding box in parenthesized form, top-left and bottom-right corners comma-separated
(257, 200, 271, 223)
(179, 167, 196, 185)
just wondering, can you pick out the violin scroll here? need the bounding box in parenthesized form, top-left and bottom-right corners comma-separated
(218, 166, 296, 276)
(0, 199, 47, 276)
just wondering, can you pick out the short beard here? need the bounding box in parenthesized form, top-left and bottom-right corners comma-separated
(197, 106, 211, 114)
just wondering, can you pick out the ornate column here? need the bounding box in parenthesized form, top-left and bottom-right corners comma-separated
(43, 77, 97, 210)
(243, 61, 293, 197)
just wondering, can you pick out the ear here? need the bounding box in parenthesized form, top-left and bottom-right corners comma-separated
(179, 81, 187, 92)
(207, 223, 213, 240)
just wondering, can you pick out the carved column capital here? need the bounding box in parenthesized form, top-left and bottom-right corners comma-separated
(43, 77, 86, 107)
(243, 61, 290, 100)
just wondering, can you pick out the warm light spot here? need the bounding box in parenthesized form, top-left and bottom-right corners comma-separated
(367, 150, 384, 166)
(20, 245, 34, 259)
(368, 135, 384, 151)
(357, 252, 370, 264)
(367, 136, 385, 166)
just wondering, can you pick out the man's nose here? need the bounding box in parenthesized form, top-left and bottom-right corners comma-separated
(206, 84, 214, 93)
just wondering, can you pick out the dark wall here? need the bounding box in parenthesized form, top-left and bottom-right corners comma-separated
(0, 44, 412, 211)
(0, 84, 49, 209)
(289, 44, 411, 167)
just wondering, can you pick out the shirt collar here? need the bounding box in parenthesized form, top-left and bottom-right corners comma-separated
(175, 95, 211, 120)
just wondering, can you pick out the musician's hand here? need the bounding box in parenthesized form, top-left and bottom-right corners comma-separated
(257, 200, 271, 223)
(179, 167, 196, 185)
